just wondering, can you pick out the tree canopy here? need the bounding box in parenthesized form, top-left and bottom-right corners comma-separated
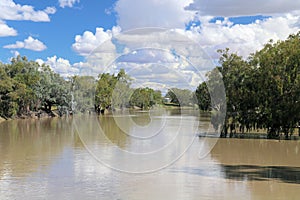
(196, 32, 300, 139)
(0, 56, 71, 118)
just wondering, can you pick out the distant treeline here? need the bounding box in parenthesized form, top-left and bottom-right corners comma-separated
(1, 32, 300, 140)
(0, 57, 196, 118)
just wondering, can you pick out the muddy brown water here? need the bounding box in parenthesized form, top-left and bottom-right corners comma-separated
(0, 110, 299, 200)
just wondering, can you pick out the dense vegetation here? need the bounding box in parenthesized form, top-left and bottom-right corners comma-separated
(0, 58, 167, 118)
(0, 56, 71, 118)
(196, 32, 300, 139)
(1, 32, 300, 140)
(94, 69, 163, 113)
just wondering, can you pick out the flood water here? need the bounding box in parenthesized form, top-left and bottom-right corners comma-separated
(0, 110, 300, 200)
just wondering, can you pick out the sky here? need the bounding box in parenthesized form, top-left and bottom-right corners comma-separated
(0, 0, 300, 89)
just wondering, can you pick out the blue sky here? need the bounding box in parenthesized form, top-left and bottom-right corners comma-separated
(0, 0, 299, 83)
(0, 0, 117, 63)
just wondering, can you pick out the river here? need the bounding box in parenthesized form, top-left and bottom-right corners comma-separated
(0, 110, 300, 200)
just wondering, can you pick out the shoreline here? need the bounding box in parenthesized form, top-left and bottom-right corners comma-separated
(0, 116, 6, 124)
(2, 113, 300, 141)
(198, 131, 300, 140)
(0, 109, 61, 124)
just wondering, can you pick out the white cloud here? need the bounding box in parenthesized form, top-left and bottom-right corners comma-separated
(0, 20, 17, 37)
(44, 7, 57, 15)
(72, 26, 121, 57)
(35, 58, 44, 66)
(72, 26, 122, 74)
(10, 50, 20, 57)
(4, 36, 47, 51)
(185, 0, 300, 17)
(0, 1, 55, 37)
(72, 28, 213, 91)
(59, 0, 80, 8)
(114, 0, 195, 30)
(110, 0, 300, 59)
(37, 56, 80, 78)
(69, 0, 300, 91)
(188, 13, 300, 58)
(0, 0, 56, 22)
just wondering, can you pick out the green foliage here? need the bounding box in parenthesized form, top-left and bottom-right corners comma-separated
(195, 82, 210, 111)
(71, 76, 96, 113)
(94, 69, 162, 112)
(0, 62, 162, 117)
(112, 69, 132, 109)
(129, 87, 161, 109)
(0, 65, 16, 117)
(252, 32, 300, 138)
(0, 55, 71, 118)
(197, 32, 300, 139)
(95, 71, 120, 110)
(95, 69, 134, 111)
(165, 88, 194, 106)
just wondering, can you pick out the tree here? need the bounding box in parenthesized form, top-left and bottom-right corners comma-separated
(34, 65, 71, 113)
(0, 55, 71, 118)
(152, 90, 163, 105)
(95, 69, 131, 113)
(0, 65, 17, 118)
(165, 88, 193, 106)
(216, 49, 255, 137)
(71, 76, 96, 113)
(195, 82, 211, 111)
(112, 69, 132, 109)
(251, 33, 300, 138)
(199, 32, 300, 139)
(129, 87, 159, 109)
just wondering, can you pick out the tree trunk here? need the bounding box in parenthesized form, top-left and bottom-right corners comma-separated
(221, 124, 228, 138)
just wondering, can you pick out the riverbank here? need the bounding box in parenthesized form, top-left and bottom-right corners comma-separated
(0, 116, 6, 124)
(198, 131, 300, 140)
(0, 109, 61, 124)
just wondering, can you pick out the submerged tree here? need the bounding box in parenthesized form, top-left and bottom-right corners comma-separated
(195, 82, 211, 111)
(71, 75, 96, 113)
(129, 87, 162, 109)
(0, 55, 71, 118)
(197, 32, 300, 139)
(95, 69, 132, 113)
(252, 33, 300, 138)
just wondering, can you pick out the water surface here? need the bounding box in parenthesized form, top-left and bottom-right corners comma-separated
(0, 111, 300, 199)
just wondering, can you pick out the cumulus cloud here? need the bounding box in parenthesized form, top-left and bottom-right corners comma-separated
(114, 0, 195, 30)
(110, 0, 300, 59)
(0, 0, 55, 37)
(36, 56, 80, 78)
(59, 0, 80, 8)
(0, 20, 17, 37)
(112, 28, 215, 71)
(69, 0, 300, 90)
(0, 0, 56, 22)
(72, 26, 121, 57)
(113, 60, 204, 93)
(185, 0, 300, 17)
(72, 28, 212, 91)
(72, 26, 122, 74)
(4, 36, 47, 51)
(188, 13, 300, 58)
